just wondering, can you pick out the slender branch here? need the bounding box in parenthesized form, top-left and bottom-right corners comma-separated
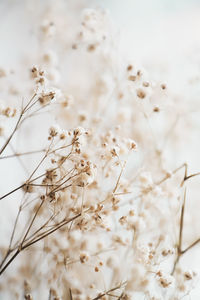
(0, 113, 23, 155)
(0, 93, 37, 156)
(0, 183, 26, 201)
(172, 188, 200, 274)
(92, 282, 126, 300)
(0, 149, 45, 160)
(0, 172, 47, 201)
(22, 213, 81, 249)
(27, 151, 49, 182)
(179, 188, 186, 252)
(23, 97, 39, 113)
(0, 249, 11, 271)
(23, 93, 37, 113)
(181, 238, 200, 255)
(0, 152, 73, 201)
(9, 206, 22, 249)
(171, 188, 186, 274)
(21, 198, 45, 246)
(0, 249, 20, 275)
(22, 213, 59, 245)
(0, 213, 81, 275)
(113, 161, 126, 194)
(69, 288, 73, 300)
(184, 172, 200, 182)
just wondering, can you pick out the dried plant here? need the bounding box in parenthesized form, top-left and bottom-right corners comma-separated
(0, 1, 200, 299)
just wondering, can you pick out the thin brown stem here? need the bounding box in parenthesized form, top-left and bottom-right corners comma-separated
(0, 212, 82, 275)
(113, 161, 126, 194)
(171, 188, 186, 275)
(0, 249, 11, 271)
(21, 198, 45, 246)
(181, 238, 200, 255)
(0, 93, 37, 156)
(179, 189, 186, 251)
(9, 206, 22, 249)
(0, 183, 26, 201)
(0, 155, 73, 201)
(0, 149, 45, 160)
(0, 113, 23, 155)
(22, 212, 59, 245)
(22, 213, 81, 249)
(23, 93, 37, 113)
(0, 172, 48, 201)
(184, 172, 200, 182)
(0, 249, 20, 275)
(69, 288, 73, 300)
(92, 282, 126, 300)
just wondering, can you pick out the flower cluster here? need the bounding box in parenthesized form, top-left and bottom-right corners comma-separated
(0, 1, 200, 300)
